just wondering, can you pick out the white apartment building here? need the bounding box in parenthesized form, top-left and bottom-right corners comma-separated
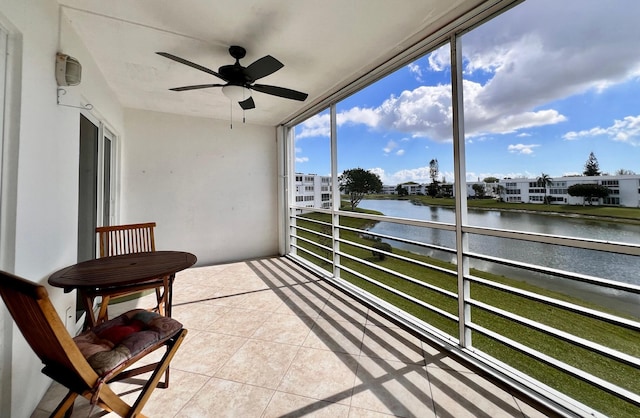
(294, 173, 332, 209)
(500, 175, 640, 207)
(382, 175, 640, 207)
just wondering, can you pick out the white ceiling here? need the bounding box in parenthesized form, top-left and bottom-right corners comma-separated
(59, 0, 488, 126)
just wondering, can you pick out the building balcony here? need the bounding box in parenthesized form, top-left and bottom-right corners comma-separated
(32, 257, 549, 417)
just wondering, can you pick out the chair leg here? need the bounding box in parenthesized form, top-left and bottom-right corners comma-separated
(129, 329, 188, 416)
(50, 390, 78, 418)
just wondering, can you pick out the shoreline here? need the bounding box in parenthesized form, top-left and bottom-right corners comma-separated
(364, 196, 640, 226)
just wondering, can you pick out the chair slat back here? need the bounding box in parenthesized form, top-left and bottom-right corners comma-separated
(96, 222, 156, 258)
(0, 271, 97, 382)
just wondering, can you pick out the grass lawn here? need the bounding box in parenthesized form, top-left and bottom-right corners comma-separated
(292, 208, 639, 418)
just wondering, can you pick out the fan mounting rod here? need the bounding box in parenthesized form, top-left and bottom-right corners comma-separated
(229, 46, 246, 61)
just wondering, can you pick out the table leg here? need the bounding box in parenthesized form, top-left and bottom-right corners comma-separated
(80, 292, 97, 331)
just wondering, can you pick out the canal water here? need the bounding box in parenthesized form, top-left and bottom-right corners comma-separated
(358, 200, 640, 317)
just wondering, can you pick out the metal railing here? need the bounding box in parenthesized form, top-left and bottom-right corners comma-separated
(286, 205, 640, 417)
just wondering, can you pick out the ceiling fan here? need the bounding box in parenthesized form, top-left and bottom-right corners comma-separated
(156, 46, 308, 110)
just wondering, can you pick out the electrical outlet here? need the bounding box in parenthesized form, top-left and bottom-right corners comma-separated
(65, 306, 72, 328)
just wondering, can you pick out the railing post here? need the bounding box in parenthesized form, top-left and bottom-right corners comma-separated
(330, 104, 340, 279)
(451, 34, 471, 347)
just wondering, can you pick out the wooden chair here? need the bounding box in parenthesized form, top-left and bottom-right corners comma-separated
(0, 270, 187, 418)
(94, 222, 169, 324)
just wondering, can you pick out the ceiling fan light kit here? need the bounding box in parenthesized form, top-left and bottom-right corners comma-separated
(222, 85, 251, 101)
(157, 45, 308, 113)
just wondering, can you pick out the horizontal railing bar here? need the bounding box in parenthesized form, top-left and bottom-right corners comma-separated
(290, 224, 331, 240)
(336, 236, 458, 281)
(290, 205, 332, 215)
(337, 238, 458, 298)
(291, 234, 333, 253)
(291, 215, 332, 227)
(466, 250, 640, 294)
(338, 209, 457, 231)
(339, 224, 456, 255)
(337, 255, 459, 323)
(290, 243, 331, 265)
(468, 298, 640, 369)
(463, 225, 640, 257)
(468, 322, 640, 407)
(467, 274, 640, 332)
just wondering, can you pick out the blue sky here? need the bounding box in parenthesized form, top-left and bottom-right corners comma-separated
(294, 0, 640, 185)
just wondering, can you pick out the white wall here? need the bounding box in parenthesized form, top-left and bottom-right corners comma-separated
(122, 109, 279, 266)
(0, 1, 125, 416)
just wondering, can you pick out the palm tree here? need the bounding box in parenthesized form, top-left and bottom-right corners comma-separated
(537, 173, 553, 204)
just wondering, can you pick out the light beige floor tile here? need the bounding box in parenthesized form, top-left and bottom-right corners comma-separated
(263, 391, 350, 418)
(207, 307, 271, 336)
(170, 330, 247, 376)
(136, 368, 210, 417)
(195, 286, 251, 307)
(278, 281, 334, 301)
(30, 408, 52, 418)
(176, 377, 273, 418)
(31, 381, 68, 414)
(172, 283, 226, 305)
(231, 289, 286, 312)
(422, 342, 475, 373)
(351, 356, 435, 417)
(321, 294, 369, 324)
(251, 312, 314, 345)
(215, 339, 300, 389)
(428, 368, 524, 417)
(276, 293, 327, 319)
(360, 325, 425, 363)
(365, 310, 400, 328)
(303, 317, 365, 355)
(278, 347, 358, 405)
(172, 302, 229, 331)
(347, 406, 398, 417)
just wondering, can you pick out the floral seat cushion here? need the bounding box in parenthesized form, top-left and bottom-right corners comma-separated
(74, 309, 183, 376)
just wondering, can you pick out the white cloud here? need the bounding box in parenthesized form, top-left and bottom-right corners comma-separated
(295, 0, 640, 153)
(508, 143, 540, 155)
(295, 156, 309, 163)
(296, 113, 330, 139)
(408, 62, 423, 82)
(396, 149, 405, 156)
(563, 114, 640, 146)
(383, 140, 398, 154)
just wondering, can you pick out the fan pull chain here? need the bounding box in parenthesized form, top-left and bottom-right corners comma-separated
(229, 100, 233, 129)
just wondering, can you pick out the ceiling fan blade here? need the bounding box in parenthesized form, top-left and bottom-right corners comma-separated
(169, 84, 225, 91)
(156, 52, 228, 81)
(239, 97, 256, 110)
(245, 55, 284, 81)
(252, 84, 308, 101)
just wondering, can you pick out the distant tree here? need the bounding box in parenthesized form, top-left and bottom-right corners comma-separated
(483, 176, 499, 183)
(429, 159, 439, 183)
(428, 159, 440, 197)
(471, 184, 486, 198)
(536, 173, 553, 204)
(567, 183, 609, 205)
(495, 184, 505, 201)
(395, 184, 408, 196)
(615, 169, 636, 175)
(371, 242, 392, 261)
(583, 152, 601, 176)
(339, 168, 383, 210)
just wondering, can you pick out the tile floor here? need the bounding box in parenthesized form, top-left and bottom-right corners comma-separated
(32, 257, 549, 417)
